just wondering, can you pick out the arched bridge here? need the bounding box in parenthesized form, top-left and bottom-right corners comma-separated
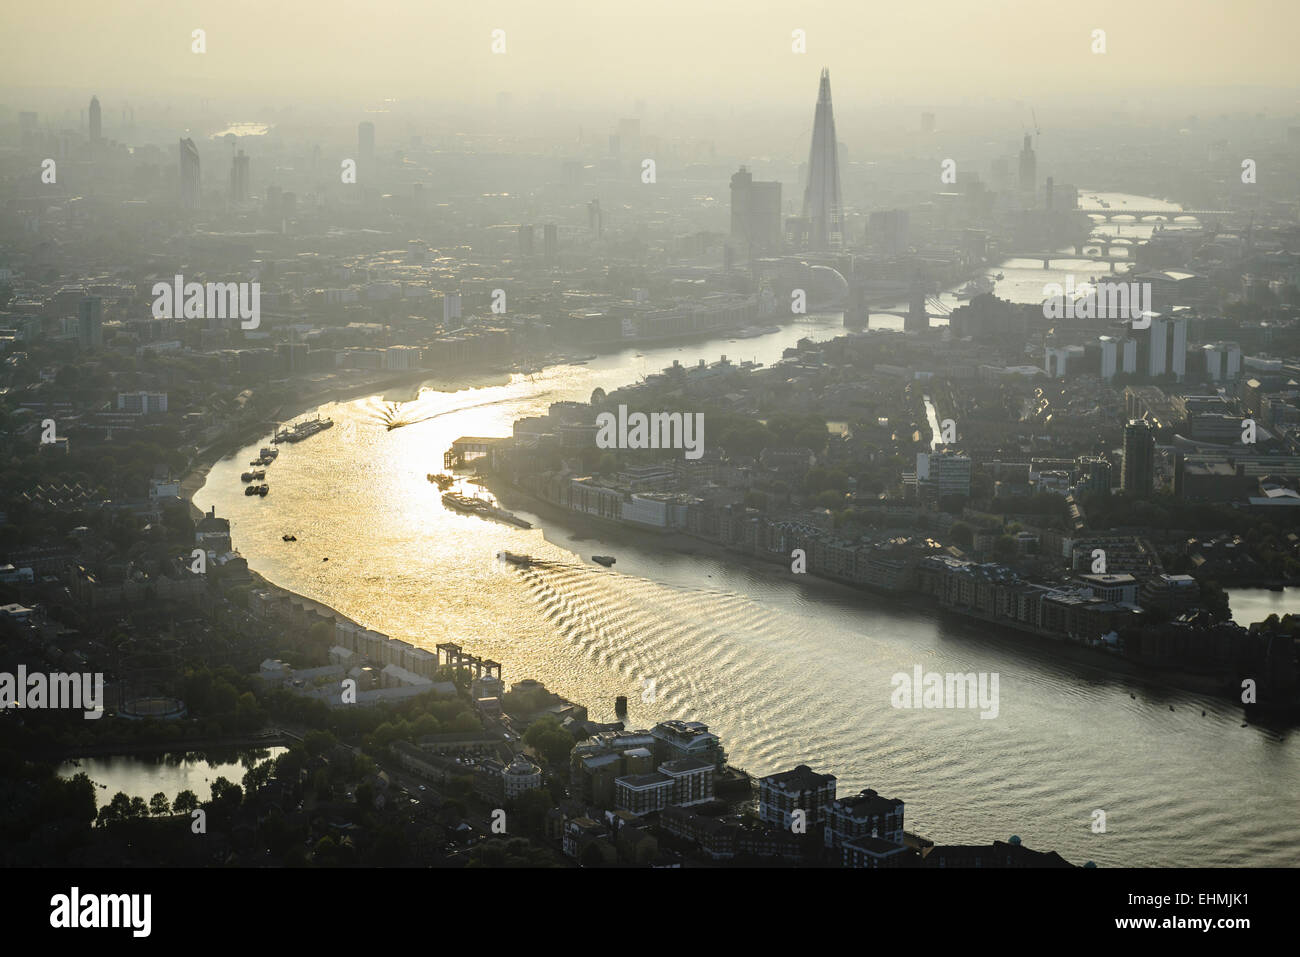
(1083, 209, 1229, 222)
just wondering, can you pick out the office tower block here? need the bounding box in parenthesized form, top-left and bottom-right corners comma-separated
(1147, 317, 1167, 377)
(443, 292, 461, 323)
(1121, 420, 1155, 495)
(179, 137, 201, 209)
(1018, 134, 1036, 193)
(78, 297, 103, 350)
(730, 166, 783, 257)
(1203, 341, 1242, 381)
(230, 149, 250, 204)
(1170, 317, 1187, 380)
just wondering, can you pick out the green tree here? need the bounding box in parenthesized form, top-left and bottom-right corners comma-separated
(243, 761, 273, 795)
(812, 489, 844, 509)
(210, 777, 243, 811)
(304, 730, 337, 756)
(98, 791, 132, 827)
(149, 792, 171, 816)
(274, 748, 306, 781)
(523, 715, 576, 767)
(355, 782, 375, 811)
(411, 713, 441, 738)
(173, 789, 199, 814)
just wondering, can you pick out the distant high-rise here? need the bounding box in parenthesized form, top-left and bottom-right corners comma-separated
(1143, 316, 1187, 379)
(1169, 317, 1187, 380)
(730, 166, 782, 257)
(230, 149, 250, 204)
(443, 292, 462, 324)
(1203, 341, 1242, 381)
(1098, 335, 1136, 380)
(88, 96, 101, 143)
(78, 297, 103, 350)
(1053, 182, 1079, 210)
(587, 199, 603, 239)
(1018, 135, 1036, 193)
(800, 69, 844, 250)
(904, 281, 929, 334)
(518, 224, 535, 257)
(179, 138, 201, 209)
(1121, 420, 1155, 496)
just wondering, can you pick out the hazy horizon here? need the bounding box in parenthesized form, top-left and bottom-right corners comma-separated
(4, 0, 1299, 117)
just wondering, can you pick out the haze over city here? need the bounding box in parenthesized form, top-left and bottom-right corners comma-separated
(0, 0, 1294, 929)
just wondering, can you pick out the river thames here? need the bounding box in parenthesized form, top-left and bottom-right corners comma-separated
(196, 193, 1300, 867)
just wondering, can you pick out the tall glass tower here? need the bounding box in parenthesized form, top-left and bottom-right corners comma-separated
(801, 69, 844, 250)
(179, 138, 201, 209)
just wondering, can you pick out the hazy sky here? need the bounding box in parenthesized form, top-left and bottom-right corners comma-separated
(3, 0, 1297, 112)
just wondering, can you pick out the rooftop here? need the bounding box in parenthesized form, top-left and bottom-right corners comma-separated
(762, 764, 836, 791)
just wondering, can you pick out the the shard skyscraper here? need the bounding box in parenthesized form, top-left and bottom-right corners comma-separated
(801, 68, 844, 250)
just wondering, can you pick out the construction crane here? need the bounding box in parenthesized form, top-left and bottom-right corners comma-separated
(1031, 107, 1041, 147)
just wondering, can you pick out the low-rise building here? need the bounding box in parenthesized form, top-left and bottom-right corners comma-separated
(825, 788, 905, 849)
(650, 720, 727, 769)
(503, 754, 543, 799)
(563, 816, 607, 859)
(842, 834, 913, 868)
(758, 764, 837, 831)
(659, 757, 715, 807)
(614, 772, 674, 817)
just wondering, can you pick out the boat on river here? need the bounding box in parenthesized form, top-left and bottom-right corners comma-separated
(442, 492, 533, 529)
